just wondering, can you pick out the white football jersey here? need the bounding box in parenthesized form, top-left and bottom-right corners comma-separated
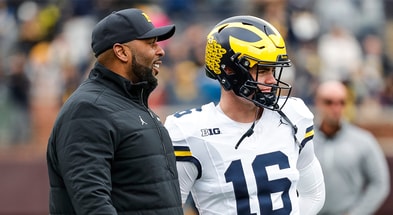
(165, 98, 315, 215)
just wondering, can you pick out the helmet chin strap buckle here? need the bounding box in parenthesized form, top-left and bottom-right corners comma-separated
(239, 83, 277, 108)
(255, 91, 275, 105)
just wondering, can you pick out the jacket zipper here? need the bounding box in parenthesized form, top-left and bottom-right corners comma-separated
(139, 89, 174, 176)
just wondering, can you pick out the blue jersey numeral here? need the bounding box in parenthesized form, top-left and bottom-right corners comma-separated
(174, 107, 202, 118)
(225, 151, 292, 214)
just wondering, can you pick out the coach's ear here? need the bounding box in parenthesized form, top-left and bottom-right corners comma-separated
(113, 43, 131, 63)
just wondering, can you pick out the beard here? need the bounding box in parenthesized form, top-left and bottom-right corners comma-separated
(128, 55, 158, 91)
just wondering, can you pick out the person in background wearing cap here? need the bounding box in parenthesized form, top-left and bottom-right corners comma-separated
(46, 8, 183, 215)
(313, 80, 390, 215)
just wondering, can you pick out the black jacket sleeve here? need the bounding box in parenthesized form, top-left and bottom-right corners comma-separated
(56, 103, 118, 214)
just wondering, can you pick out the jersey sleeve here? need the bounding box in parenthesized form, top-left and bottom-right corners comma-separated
(165, 115, 204, 204)
(297, 156, 326, 215)
(164, 115, 202, 178)
(176, 161, 199, 204)
(283, 98, 325, 213)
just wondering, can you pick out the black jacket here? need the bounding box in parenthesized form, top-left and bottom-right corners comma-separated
(47, 63, 183, 215)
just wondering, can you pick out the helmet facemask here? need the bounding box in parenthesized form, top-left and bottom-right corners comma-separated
(229, 53, 292, 111)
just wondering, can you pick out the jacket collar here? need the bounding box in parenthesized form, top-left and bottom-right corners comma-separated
(89, 62, 153, 106)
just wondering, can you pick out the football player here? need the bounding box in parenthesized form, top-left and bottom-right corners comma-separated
(165, 16, 325, 215)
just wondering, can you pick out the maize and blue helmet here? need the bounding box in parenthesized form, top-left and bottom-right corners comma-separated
(205, 16, 292, 110)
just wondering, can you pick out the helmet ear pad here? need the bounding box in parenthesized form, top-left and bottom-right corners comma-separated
(204, 64, 235, 91)
(216, 51, 253, 95)
(228, 54, 254, 96)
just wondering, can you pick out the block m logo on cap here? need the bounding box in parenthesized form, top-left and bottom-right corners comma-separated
(141, 12, 152, 23)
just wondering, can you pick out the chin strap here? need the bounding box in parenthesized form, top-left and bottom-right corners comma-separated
(234, 108, 302, 153)
(234, 108, 260, 149)
(235, 108, 263, 149)
(235, 120, 256, 149)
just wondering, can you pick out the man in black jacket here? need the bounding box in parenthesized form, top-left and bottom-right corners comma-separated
(46, 8, 183, 215)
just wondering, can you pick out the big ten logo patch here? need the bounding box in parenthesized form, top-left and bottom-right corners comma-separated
(201, 128, 221, 137)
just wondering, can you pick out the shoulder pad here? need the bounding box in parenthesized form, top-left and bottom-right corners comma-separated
(281, 97, 313, 123)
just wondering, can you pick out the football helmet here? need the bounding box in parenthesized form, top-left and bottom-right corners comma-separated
(205, 16, 292, 110)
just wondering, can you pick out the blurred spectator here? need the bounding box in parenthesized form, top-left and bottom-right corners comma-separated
(351, 33, 386, 108)
(314, 0, 385, 39)
(58, 16, 96, 77)
(288, 39, 320, 104)
(161, 0, 196, 25)
(195, 66, 221, 105)
(165, 59, 220, 106)
(313, 80, 390, 215)
(165, 61, 202, 105)
(288, 10, 319, 45)
(5, 51, 31, 145)
(380, 73, 393, 105)
(0, 0, 18, 73)
(206, 0, 241, 20)
(249, 0, 288, 39)
(317, 24, 363, 82)
(70, 0, 94, 16)
(359, 33, 385, 97)
(17, 1, 61, 53)
(185, 23, 220, 104)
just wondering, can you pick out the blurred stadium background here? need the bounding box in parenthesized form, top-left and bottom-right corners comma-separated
(0, 0, 392, 214)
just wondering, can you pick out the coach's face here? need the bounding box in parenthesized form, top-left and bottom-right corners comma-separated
(123, 37, 165, 88)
